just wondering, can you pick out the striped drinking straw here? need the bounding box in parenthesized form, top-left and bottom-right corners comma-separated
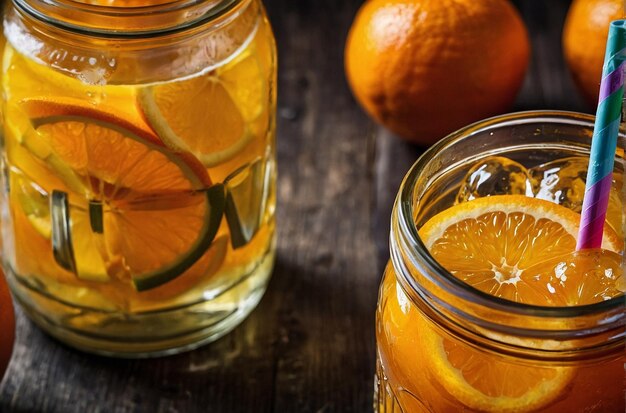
(577, 20, 626, 250)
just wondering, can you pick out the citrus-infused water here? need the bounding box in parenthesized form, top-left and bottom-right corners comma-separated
(376, 112, 625, 412)
(1, 0, 277, 356)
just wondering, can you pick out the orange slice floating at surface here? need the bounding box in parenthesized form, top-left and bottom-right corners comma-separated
(419, 195, 622, 304)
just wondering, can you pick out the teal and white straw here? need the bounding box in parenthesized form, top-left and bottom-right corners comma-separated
(577, 20, 626, 250)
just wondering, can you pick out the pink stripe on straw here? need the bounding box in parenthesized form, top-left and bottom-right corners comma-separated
(576, 173, 614, 250)
(598, 60, 626, 102)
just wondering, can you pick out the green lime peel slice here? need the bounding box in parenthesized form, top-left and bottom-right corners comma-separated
(50, 191, 108, 282)
(224, 158, 270, 249)
(50, 184, 226, 291)
(50, 190, 76, 274)
(132, 184, 226, 292)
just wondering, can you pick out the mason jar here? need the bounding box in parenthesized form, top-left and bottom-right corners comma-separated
(375, 111, 625, 412)
(1, 0, 277, 357)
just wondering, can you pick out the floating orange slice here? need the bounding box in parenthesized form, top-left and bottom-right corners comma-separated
(416, 195, 623, 412)
(417, 318, 573, 413)
(137, 51, 264, 167)
(16, 98, 225, 291)
(420, 195, 622, 303)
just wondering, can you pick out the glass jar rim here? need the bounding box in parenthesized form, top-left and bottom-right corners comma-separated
(11, 0, 245, 37)
(395, 110, 625, 320)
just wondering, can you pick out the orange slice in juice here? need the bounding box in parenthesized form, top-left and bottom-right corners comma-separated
(137, 51, 264, 167)
(16, 98, 225, 291)
(420, 195, 622, 303)
(417, 195, 623, 412)
(417, 321, 572, 413)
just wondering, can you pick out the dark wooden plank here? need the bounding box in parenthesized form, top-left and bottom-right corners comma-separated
(2, 293, 280, 413)
(266, 1, 379, 411)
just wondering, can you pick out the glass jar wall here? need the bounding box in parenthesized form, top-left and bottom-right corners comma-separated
(376, 111, 625, 412)
(1, 0, 277, 357)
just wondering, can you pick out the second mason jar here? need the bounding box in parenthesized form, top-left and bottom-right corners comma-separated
(1, 0, 277, 356)
(376, 111, 625, 412)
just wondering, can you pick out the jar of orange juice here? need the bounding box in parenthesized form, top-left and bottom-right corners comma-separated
(376, 111, 625, 412)
(1, 0, 277, 356)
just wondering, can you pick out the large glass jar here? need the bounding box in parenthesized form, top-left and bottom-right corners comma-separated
(376, 112, 625, 412)
(1, 0, 277, 357)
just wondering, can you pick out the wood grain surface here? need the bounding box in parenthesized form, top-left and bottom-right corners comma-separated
(0, 0, 590, 412)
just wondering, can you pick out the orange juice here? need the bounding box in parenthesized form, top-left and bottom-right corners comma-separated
(375, 112, 625, 412)
(1, 0, 277, 356)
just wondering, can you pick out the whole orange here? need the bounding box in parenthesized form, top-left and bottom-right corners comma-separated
(563, 0, 625, 107)
(0, 272, 15, 381)
(344, 0, 530, 145)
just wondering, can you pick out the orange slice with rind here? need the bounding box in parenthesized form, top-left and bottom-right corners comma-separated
(16, 98, 225, 291)
(416, 195, 623, 412)
(134, 234, 229, 304)
(137, 51, 264, 167)
(420, 195, 621, 302)
(418, 315, 573, 413)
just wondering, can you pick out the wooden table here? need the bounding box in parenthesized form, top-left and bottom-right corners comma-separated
(0, 0, 590, 411)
